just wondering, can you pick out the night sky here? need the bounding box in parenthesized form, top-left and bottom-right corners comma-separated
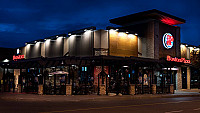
(0, 0, 200, 48)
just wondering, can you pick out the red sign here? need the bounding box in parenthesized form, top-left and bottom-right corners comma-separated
(13, 55, 25, 61)
(167, 55, 190, 64)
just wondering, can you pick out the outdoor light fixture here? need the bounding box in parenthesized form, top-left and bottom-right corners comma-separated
(134, 33, 138, 36)
(3, 59, 9, 62)
(118, 32, 126, 37)
(128, 34, 135, 38)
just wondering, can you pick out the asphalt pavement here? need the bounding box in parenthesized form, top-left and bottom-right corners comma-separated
(0, 92, 200, 113)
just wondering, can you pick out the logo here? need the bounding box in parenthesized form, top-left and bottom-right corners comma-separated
(13, 55, 25, 61)
(163, 33, 174, 49)
(167, 55, 190, 64)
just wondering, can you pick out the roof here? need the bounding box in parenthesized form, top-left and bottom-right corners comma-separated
(110, 9, 186, 26)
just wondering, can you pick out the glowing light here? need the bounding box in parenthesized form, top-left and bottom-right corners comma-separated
(3, 59, 9, 62)
(128, 34, 135, 38)
(167, 55, 190, 64)
(45, 39, 51, 43)
(13, 55, 25, 61)
(180, 44, 185, 48)
(17, 48, 20, 54)
(160, 16, 182, 25)
(163, 33, 174, 49)
(118, 32, 126, 37)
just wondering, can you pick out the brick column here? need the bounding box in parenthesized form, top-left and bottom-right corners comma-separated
(152, 84, 157, 94)
(129, 84, 135, 95)
(100, 84, 106, 95)
(170, 84, 174, 94)
(187, 67, 191, 89)
(66, 84, 72, 95)
(177, 67, 182, 90)
(38, 84, 43, 95)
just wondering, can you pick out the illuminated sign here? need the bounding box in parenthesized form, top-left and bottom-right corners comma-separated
(163, 33, 174, 49)
(13, 55, 25, 61)
(167, 55, 190, 64)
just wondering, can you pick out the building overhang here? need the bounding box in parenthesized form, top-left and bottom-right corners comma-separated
(110, 9, 185, 26)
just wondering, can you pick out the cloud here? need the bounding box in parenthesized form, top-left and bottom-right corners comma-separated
(0, 24, 16, 32)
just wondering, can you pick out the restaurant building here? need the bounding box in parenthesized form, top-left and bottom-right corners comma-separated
(1, 9, 199, 95)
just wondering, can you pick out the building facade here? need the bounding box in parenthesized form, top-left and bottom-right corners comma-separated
(1, 9, 199, 95)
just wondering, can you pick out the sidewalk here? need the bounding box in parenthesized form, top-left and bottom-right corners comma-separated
(0, 91, 200, 102)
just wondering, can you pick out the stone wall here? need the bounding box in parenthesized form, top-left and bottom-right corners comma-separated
(177, 67, 182, 90)
(187, 66, 191, 89)
(129, 84, 135, 95)
(66, 84, 72, 95)
(100, 85, 106, 95)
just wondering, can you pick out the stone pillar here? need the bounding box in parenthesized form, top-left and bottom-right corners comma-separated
(177, 67, 182, 90)
(129, 84, 135, 95)
(38, 84, 43, 95)
(18, 84, 21, 93)
(187, 67, 191, 90)
(170, 84, 174, 94)
(152, 84, 157, 94)
(100, 84, 106, 95)
(66, 84, 72, 95)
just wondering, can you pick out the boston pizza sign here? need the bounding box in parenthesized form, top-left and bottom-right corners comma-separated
(13, 55, 25, 61)
(163, 33, 174, 49)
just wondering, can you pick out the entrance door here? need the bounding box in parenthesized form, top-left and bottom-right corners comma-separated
(108, 66, 130, 95)
(54, 74, 66, 95)
(182, 67, 187, 89)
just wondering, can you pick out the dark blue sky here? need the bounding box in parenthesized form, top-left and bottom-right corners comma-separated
(0, 0, 200, 48)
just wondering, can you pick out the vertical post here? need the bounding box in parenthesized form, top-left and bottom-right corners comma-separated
(13, 73, 15, 93)
(106, 69, 108, 95)
(170, 67, 172, 84)
(98, 73, 100, 95)
(167, 67, 169, 93)
(20, 68, 23, 93)
(68, 65, 70, 84)
(7, 67, 10, 92)
(3, 67, 5, 92)
(161, 70, 164, 94)
(42, 67, 45, 94)
(142, 68, 144, 94)
(72, 66, 75, 95)
(54, 67, 56, 94)
(54, 74, 56, 94)
(84, 66, 88, 95)
(134, 65, 138, 95)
